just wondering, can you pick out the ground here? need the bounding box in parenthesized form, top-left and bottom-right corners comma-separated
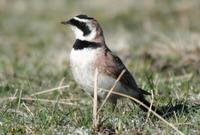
(0, 0, 200, 134)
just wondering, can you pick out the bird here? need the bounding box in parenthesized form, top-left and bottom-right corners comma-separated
(61, 14, 160, 113)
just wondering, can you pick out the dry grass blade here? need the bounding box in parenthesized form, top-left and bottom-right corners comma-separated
(31, 85, 69, 96)
(11, 89, 19, 102)
(22, 102, 34, 117)
(89, 68, 184, 135)
(99, 89, 185, 135)
(92, 68, 99, 132)
(6, 109, 28, 117)
(97, 69, 126, 114)
(58, 77, 65, 95)
(0, 97, 74, 105)
(145, 90, 154, 123)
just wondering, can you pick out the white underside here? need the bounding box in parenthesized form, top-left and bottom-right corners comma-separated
(70, 48, 128, 99)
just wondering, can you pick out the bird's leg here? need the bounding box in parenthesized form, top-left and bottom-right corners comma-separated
(109, 96, 118, 112)
(97, 97, 102, 108)
(111, 100, 117, 112)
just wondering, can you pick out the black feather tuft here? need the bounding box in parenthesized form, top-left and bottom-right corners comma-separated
(76, 14, 93, 20)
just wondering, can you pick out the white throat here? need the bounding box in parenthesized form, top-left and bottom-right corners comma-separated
(70, 26, 97, 41)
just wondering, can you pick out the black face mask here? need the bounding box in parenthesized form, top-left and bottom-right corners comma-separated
(68, 19, 91, 36)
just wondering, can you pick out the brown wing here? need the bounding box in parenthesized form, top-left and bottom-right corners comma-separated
(97, 48, 150, 95)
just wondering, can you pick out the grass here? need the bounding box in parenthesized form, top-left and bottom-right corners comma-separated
(0, 0, 200, 134)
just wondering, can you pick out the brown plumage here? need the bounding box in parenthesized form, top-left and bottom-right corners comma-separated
(94, 45, 155, 112)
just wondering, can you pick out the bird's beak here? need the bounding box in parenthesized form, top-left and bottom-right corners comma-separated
(61, 19, 71, 25)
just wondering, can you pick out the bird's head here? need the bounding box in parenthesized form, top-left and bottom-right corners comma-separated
(61, 14, 104, 42)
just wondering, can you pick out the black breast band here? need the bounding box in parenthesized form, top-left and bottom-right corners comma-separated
(73, 39, 102, 50)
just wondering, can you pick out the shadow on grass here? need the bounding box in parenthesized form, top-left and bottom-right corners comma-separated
(158, 102, 200, 118)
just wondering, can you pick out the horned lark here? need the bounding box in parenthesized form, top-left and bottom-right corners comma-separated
(61, 14, 159, 112)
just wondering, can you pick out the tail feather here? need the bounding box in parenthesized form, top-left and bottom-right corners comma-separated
(138, 96, 155, 111)
(139, 88, 151, 95)
(136, 95, 162, 115)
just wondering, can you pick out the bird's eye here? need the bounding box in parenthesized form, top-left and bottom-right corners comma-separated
(80, 22, 85, 26)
